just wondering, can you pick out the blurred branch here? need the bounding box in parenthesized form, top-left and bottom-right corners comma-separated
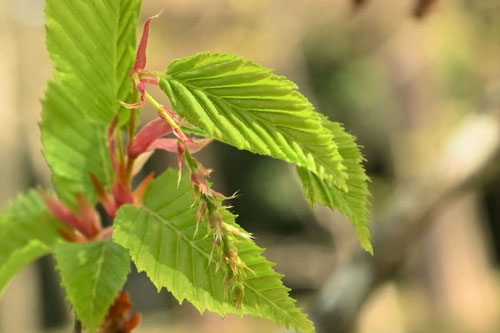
(351, 0, 368, 11)
(414, 0, 439, 19)
(258, 236, 336, 290)
(312, 102, 500, 332)
(351, 0, 440, 18)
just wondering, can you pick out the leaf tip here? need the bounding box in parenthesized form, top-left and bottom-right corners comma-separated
(130, 11, 163, 76)
(364, 243, 374, 255)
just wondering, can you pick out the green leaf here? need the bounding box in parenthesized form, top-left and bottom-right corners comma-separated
(114, 169, 315, 332)
(41, 113, 113, 206)
(44, 0, 142, 123)
(297, 119, 373, 254)
(41, 0, 142, 204)
(160, 52, 347, 190)
(55, 240, 130, 333)
(0, 190, 61, 296)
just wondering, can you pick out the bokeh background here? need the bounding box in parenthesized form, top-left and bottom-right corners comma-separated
(1, 0, 499, 332)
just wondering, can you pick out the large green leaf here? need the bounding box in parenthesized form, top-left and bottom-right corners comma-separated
(55, 240, 130, 333)
(41, 0, 142, 204)
(298, 119, 372, 253)
(113, 169, 315, 332)
(160, 52, 347, 190)
(0, 190, 61, 295)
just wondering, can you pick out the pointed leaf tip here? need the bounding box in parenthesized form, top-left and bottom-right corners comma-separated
(130, 12, 162, 76)
(296, 120, 372, 253)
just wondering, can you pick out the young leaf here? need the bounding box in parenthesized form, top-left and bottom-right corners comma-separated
(0, 190, 61, 295)
(159, 52, 347, 190)
(41, 0, 142, 204)
(297, 119, 373, 254)
(54, 240, 131, 333)
(113, 169, 315, 333)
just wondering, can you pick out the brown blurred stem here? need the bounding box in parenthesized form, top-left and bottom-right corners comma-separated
(351, 0, 368, 10)
(312, 105, 500, 332)
(414, 0, 438, 19)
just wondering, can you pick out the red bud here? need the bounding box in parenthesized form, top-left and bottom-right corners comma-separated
(112, 182, 134, 206)
(127, 118, 173, 157)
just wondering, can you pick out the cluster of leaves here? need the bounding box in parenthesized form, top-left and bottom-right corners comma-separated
(0, 0, 372, 332)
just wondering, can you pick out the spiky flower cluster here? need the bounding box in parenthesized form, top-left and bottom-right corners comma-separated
(182, 149, 253, 306)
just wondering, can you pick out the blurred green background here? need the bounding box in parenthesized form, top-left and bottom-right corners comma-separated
(1, 0, 499, 332)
